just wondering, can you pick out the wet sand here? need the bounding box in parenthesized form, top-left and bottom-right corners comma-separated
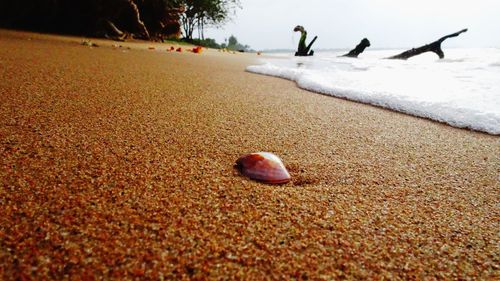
(1, 30, 499, 280)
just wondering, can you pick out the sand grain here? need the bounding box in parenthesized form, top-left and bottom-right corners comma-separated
(0, 30, 499, 280)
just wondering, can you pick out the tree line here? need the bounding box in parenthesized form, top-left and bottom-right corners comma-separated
(177, 0, 240, 40)
(0, 0, 240, 41)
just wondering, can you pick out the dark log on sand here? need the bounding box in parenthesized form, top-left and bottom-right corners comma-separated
(96, 19, 126, 41)
(388, 29, 468, 60)
(342, 38, 371, 58)
(122, 0, 150, 40)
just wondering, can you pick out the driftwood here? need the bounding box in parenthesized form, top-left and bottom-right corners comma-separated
(294, 25, 317, 56)
(95, 1, 150, 41)
(121, 0, 150, 40)
(96, 19, 126, 41)
(342, 38, 371, 58)
(304, 36, 318, 55)
(388, 29, 468, 60)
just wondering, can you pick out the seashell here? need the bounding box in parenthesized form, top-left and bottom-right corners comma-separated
(236, 152, 291, 184)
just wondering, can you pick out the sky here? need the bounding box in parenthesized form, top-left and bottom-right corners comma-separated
(204, 0, 500, 51)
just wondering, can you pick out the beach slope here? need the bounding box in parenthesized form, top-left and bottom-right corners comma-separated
(0, 30, 498, 279)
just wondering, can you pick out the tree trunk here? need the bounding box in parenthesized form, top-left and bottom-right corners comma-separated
(188, 21, 195, 39)
(181, 15, 194, 39)
(197, 17, 201, 39)
(181, 16, 188, 38)
(388, 29, 467, 60)
(201, 20, 204, 40)
(341, 38, 371, 58)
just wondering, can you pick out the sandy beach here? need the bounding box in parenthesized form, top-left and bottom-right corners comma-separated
(0, 30, 498, 280)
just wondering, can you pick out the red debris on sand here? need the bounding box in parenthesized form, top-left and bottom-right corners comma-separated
(192, 46, 203, 54)
(176, 47, 182, 52)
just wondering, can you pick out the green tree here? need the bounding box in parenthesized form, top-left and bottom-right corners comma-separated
(227, 35, 238, 47)
(226, 35, 250, 51)
(177, 0, 240, 40)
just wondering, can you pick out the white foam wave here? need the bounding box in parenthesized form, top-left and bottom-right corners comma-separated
(247, 49, 500, 135)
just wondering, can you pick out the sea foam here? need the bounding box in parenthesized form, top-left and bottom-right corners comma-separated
(247, 48, 500, 135)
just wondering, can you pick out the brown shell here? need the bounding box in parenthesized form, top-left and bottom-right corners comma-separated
(236, 152, 291, 184)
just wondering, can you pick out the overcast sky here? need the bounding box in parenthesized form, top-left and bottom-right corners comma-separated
(204, 0, 500, 50)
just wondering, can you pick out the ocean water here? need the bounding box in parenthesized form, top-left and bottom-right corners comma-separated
(247, 48, 500, 135)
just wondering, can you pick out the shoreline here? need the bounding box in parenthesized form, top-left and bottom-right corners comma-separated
(246, 51, 500, 136)
(246, 67, 498, 137)
(1, 30, 498, 279)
